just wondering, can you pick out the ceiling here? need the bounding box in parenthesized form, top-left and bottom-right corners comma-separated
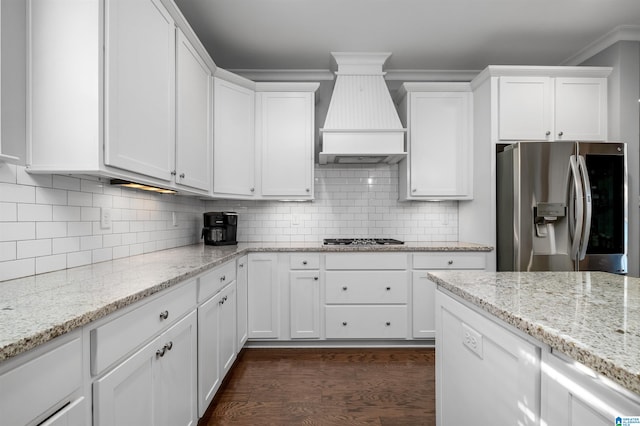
(174, 0, 640, 73)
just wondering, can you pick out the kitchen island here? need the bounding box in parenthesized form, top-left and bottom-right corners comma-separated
(429, 270, 640, 424)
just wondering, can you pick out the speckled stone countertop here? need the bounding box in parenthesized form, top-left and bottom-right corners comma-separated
(0, 241, 490, 362)
(429, 271, 640, 396)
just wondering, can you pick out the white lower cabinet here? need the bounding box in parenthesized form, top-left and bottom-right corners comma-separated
(541, 351, 640, 425)
(93, 310, 197, 426)
(290, 271, 321, 338)
(236, 255, 249, 349)
(435, 289, 540, 425)
(0, 331, 87, 426)
(247, 253, 280, 339)
(412, 252, 487, 339)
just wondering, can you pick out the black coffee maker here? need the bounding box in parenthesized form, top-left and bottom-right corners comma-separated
(202, 212, 238, 246)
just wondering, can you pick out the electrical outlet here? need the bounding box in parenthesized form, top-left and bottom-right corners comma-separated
(291, 215, 301, 226)
(100, 207, 112, 229)
(462, 322, 483, 359)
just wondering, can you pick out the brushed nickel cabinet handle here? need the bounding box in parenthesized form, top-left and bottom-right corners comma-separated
(159, 310, 169, 320)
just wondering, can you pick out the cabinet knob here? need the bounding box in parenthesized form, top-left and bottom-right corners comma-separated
(302, 261, 308, 265)
(306, 188, 310, 192)
(165, 341, 173, 351)
(342, 321, 348, 326)
(314, 277, 319, 281)
(159, 310, 169, 320)
(448, 260, 453, 265)
(250, 187, 255, 192)
(412, 188, 417, 192)
(220, 275, 226, 282)
(179, 173, 185, 178)
(156, 347, 166, 358)
(239, 263, 244, 268)
(170, 170, 176, 176)
(545, 131, 551, 136)
(558, 131, 564, 137)
(386, 321, 391, 326)
(342, 286, 348, 291)
(386, 286, 391, 291)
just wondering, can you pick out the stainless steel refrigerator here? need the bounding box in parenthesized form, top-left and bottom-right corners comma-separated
(497, 141, 627, 274)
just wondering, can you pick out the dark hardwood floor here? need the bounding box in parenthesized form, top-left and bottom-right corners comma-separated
(199, 347, 436, 426)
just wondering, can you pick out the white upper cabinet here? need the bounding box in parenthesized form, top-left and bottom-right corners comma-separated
(104, 0, 175, 182)
(175, 29, 211, 192)
(27, 0, 214, 195)
(255, 83, 318, 200)
(397, 83, 473, 200)
(498, 75, 608, 141)
(212, 76, 256, 197)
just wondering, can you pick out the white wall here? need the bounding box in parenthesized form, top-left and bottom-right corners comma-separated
(0, 163, 203, 281)
(206, 163, 458, 243)
(581, 41, 640, 276)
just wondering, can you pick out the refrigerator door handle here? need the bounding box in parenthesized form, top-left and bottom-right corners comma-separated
(577, 155, 592, 261)
(568, 155, 584, 262)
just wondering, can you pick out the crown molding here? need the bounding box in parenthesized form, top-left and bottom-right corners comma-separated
(230, 69, 335, 81)
(562, 25, 640, 66)
(383, 69, 480, 82)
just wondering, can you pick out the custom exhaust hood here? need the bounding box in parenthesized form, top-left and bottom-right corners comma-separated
(319, 52, 407, 165)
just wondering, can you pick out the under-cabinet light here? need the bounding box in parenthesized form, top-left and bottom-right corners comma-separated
(110, 179, 177, 194)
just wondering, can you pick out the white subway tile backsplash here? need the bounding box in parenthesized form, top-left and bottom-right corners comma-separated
(81, 207, 100, 222)
(36, 222, 67, 239)
(92, 247, 113, 263)
(68, 191, 93, 207)
(52, 175, 81, 191)
(36, 254, 66, 274)
(52, 205, 81, 222)
(0, 163, 17, 183)
(1, 222, 36, 241)
(17, 239, 51, 258)
(0, 202, 17, 221)
(0, 183, 35, 203)
(18, 204, 53, 222)
(0, 258, 35, 281)
(80, 235, 102, 251)
(67, 251, 92, 268)
(52, 237, 80, 254)
(0, 241, 16, 261)
(68, 222, 92, 237)
(17, 168, 52, 187)
(35, 187, 67, 205)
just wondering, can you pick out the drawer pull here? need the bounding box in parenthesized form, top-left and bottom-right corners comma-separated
(156, 347, 166, 358)
(386, 321, 391, 326)
(220, 275, 226, 282)
(386, 286, 391, 291)
(448, 260, 453, 265)
(302, 261, 308, 265)
(342, 321, 348, 326)
(159, 310, 169, 320)
(342, 286, 348, 291)
(239, 263, 244, 268)
(165, 341, 173, 351)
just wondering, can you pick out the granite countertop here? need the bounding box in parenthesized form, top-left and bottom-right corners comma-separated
(0, 241, 490, 362)
(429, 270, 640, 396)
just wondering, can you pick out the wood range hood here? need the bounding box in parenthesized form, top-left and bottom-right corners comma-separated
(319, 52, 407, 165)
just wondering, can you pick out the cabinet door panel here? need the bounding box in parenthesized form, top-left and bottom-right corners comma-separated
(104, 0, 175, 180)
(409, 92, 471, 197)
(499, 76, 552, 141)
(412, 272, 435, 338)
(197, 293, 221, 417)
(554, 77, 607, 141)
(247, 253, 279, 338)
(290, 271, 321, 338)
(259, 92, 313, 197)
(236, 256, 249, 349)
(93, 337, 158, 426)
(213, 78, 255, 196)
(219, 282, 237, 376)
(175, 29, 211, 191)
(156, 311, 197, 426)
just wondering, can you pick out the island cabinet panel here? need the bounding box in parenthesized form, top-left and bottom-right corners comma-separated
(0, 331, 86, 426)
(541, 351, 640, 426)
(290, 271, 321, 339)
(247, 253, 280, 338)
(435, 289, 541, 425)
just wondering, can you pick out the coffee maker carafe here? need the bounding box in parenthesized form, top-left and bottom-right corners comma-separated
(202, 212, 238, 246)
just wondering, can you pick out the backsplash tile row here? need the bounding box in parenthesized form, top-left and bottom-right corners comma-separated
(207, 164, 458, 243)
(0, 163, 203, 282)
(0, 163, 458, 282)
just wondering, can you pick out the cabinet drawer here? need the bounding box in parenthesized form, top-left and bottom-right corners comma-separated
(325, 253, 408, 270)
(199, 261, 236, 302)
(413, 253, 486, 270)
(325, 306, 408, 339)
(91, 281, 197, 375)
(289, 253, 320, 270)
(0, 333, 83, 426)
(325, 271, 408, 304)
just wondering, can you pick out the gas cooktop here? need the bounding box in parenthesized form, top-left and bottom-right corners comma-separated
(323, 238, 404, 246)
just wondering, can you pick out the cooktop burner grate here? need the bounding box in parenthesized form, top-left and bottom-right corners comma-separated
(323, 238, 404, 246)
